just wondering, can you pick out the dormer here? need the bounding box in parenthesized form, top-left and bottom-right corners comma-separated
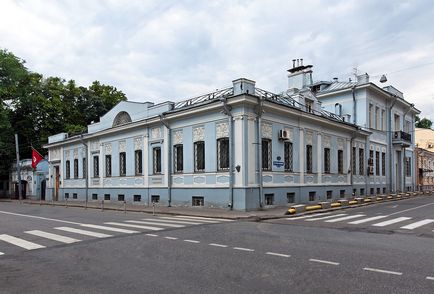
(287, 58, 313, 94)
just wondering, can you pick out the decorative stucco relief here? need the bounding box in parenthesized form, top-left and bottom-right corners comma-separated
(90, 141, 99, 152)
(323, 136, 331, 148)
(216, 122, 229, 138)
(337, 139, 344, 150)
(64, 150, 70, 159)
(104, 143, 112, 155)
(119, 140, 126, 153)
(173, 130, 183, 145)
(305, 131, 313, 145)
(151, 127, 162, 139)
(193, 126, 205, 142)
(73, 149, 78, 159)
(262, 123, 272, 139)
(134, 137, 143, 150)
(51, 148, 60, 161)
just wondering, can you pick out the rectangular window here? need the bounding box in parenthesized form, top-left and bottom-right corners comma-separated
(265, 194, 274, 206)
(118, 194, 125, 202)
(359, 149, 364, 175)
(352, 147, 357, 175)
(287, 193, 295, 203)
(194, 141, 205, 172)
(105, 155, 112, 177)
(93, 156, 99, 177)
(383, 187, 386, 194)
(119, 152, 126, 176)
(153, 147, 161, 174)
(305, 99, 313, 113)
(284, 142, 293, 172)
(368, 150, 374, 175)
(405, 157, 411, 177)
(382, 109, 386, 131)
(73, 193, 77, 199)
(217, 138, 229, 171)
(360, 188, 365, 196)
(369, 104, 374, 128)
(133, 195, 141, 202)
(382, 152, 386, 176)
(82, 158, 86, 179)
(309, 191, 316, 202)
(306, 145, 313, 173)
(375, 151, 380, 176)
(92, 194, 98, 200)
(353, 189, 357, 196)
(377, 188, 381, 194)
(192, 196, 204, 206)
(370, 188, 374, 195)
(375, 106, 380, 130)
(65, 192, 69, 199)
(338, 150, 344, 174)
(151, 195, 160, 203)
(104, 194, 110, 201)
(326, 190, 333, 200)
(324, 148, 331, 174)
(65, 160, 70, 179)
(262, 139, 272, 171)
(73, 159, 78, 179)
(340, 190, 345, 198)
(135, 150, 143, 175)
(173, 144, 183, 173)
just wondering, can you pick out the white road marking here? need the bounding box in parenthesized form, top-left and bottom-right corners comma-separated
(145, 234, 158, 237)
(159, 216, 218, 223)
(348, 215, 388, 224)
(372, 217, 412, 227)
(0, 210, 81, 225)
(174, 216, 233, 222)
(426, 276, 434, 281)
(25, 230, 81, 244)
(388, 203, 434, 216)
(142, 218, 202, 225)
(104, 222, 164, 231)
(363, 267, 402, 275)
(305, 214, 348, 222)
(54, 227, 112, 238)
(266, 252, 290, 258)
(324, 214, 366, 223)
(126, 220, 185, 228)
(233, 247, 254, 252)
(183, 239, 200, 243)
(80, 224, 139, 234)
(164, 236, 178, 240)
(0, 234, 45, 250)
(400, 219, 434, 230)
(286, 213, 331, 220)
(209, 243, 228, 248)
(0, 252, 3, 256)
(309, 259, 339, 265)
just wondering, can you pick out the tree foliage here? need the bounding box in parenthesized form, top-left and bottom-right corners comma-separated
(415, 115, 432, 129)
(0, 49, 127, 176)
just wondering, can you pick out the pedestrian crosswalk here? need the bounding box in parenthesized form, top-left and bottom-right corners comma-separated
(0, 215, 232, 256)
(287, 213, 434, 232)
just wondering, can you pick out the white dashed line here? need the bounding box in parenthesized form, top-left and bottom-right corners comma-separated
(286, 213, 331, 220)
(324, 214, 366, 223)
(233, 247, 254, 252)
(104, 222, 164, 231)
(174, 216, 233, 222)
(305, 214, 348, 222)
(348, 215, 388, 224)
(309, 258, 339, 265)
(372, 217, 412, 227)
(266, 252, 290, 258)
(400, 219, 434, 230)
(209, 243, 228, 248)
(0, 252, 4, 256)
(25, 230, 81, 244)
(55, 227, 112, 238)
(164, 236, 178, 240)
(145, 234, 159, 237)
(426, 276, 434, 281)
(363, 267, 402, 275)
(0, 234, 46, 250)
(80, 224, 139, 234)
(184, 240, 200, 243)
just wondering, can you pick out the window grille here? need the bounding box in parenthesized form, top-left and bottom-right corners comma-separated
(306, 145, 313, 173)
(284, 142, 293, 172)
(262, 139, 272, 171)
(324, 148, 330, 174)
(338, 150, 344, 174)
(352, 147, 357, 174)
(65, 160, 70, 179)
(74, 159, 79, 179)
(153, 147, 161, 174)
(382, 152, 386, 176)
(309, 191, 316, 201)
(93, 156, 99, 177)
(359, 149, 364, 175)
(135, 150, 143, 175)
(194, 141, 205, 172)
(217, 138, 229, 171)
(119, 152, 126, 176)
(326, 191, 333, 199)
(192, 196, 204, 206)
(173, 145, 183, 173)
(82, 158, 86, 179)
(375, 151, 380, 176)
(105, 155, 112, 177)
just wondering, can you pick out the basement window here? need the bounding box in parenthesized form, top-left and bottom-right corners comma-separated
(360, 189, 365, 196)
(92, 194, 98, 200)
(377, 188, 381, 194)
(151, 195, 160, 203)
(370, 188, 375, 195)
(340, 190, 345, 198)
(118, 194, 125, 202)
(383, 187, 386, 194)
(192, 196, 204, 207)
(65, 193, 69, 199)
(326, 191, 333, 200)
(287, 192, 295, 203)
(104, 194, 110, 201)
(309, 192, 316, 202)
(73, 193, 77, 199)
(133, 195, 141, 202)
(265, 194, 274, 206)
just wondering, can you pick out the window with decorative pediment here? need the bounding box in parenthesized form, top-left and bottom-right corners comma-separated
(113, 111, 132, 127)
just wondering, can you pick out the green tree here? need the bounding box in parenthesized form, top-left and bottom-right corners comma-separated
(415, 115, 432, 129)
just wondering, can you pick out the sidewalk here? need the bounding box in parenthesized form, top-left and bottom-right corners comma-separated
(0, 199, 289, 220)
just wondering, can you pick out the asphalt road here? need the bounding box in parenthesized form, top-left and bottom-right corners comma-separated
(1, 198, 434, 294)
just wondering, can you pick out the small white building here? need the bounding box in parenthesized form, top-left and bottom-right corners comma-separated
(10, 159, 49, 200)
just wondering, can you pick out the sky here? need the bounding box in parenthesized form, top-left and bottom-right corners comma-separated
(1, 0, 434, 118)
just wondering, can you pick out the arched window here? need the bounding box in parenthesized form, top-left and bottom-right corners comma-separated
(113, 111, 132, 127)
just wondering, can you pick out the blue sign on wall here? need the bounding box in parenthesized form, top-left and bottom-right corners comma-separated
(273, 161, 284, 167)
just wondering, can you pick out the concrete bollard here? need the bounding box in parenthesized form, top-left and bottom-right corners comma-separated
(354, 197, 364, 204)
(290, 204, 306, 214)
(338, 199, 349, 206)
(319, 202, 331, 209)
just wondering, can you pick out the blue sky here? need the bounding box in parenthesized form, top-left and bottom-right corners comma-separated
(1, 0, 434, 117)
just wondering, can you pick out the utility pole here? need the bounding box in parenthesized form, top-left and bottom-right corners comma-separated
(15, 134, 22, 203)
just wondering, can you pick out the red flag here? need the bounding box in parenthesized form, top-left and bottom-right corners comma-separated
(32, 147, 44, 169)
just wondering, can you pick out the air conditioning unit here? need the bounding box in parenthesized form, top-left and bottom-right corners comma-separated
(368, 166, 374, 175)
(278, 130, 290, 141)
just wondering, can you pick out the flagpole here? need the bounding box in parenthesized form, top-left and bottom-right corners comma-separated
(15, 134, 22, 203)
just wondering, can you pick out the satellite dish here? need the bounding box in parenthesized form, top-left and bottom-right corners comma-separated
(380, 74, 387, 83)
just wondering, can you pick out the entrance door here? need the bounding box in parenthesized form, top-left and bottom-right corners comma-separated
(54, 166, 59, 201)
(41, 180, 46, 200)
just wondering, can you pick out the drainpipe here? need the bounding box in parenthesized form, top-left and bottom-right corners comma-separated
(388, 95, 398, 193)
(80, 134, 89, 209)
(256, 96, 264, 208)
(402, 104, 414, 192)
(364, 137, 369, 196)
(351, 85, 357, 125)
(220, 98, 234, 210)
(159, 114, 171, 207)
